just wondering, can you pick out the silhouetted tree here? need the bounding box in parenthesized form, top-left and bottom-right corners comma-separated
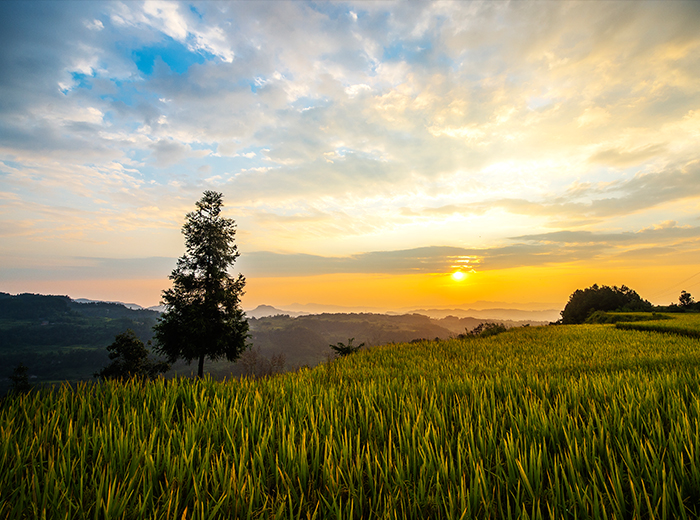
(679, 291, 695, 308)
(154, 191, 249, 377)
(94, 330, 169, 381)
(9, 363, 31, 394)
(330, 338, 364, 357)
(560, 284, 652, 324)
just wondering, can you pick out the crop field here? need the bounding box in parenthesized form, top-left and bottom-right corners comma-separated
(2, 324, 700, 519)
(614, 312, 700, 338)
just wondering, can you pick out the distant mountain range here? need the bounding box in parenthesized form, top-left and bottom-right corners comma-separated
(68, 299, 560, 322)
(408, 307, 561, 322)
(244, 304, 308, 318)
(244, 304, 561, 322)
(73, 298, 164, 312)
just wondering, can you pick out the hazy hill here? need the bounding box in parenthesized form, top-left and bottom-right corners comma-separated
(245, 303, 561, 322)
(0, 293, 548, 391)
(242, 312, 547, 374)
(245, 304, 308, 319)
(410, 307, 561, 322)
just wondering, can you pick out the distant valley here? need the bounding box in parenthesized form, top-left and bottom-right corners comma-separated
(0, 292, 552, 393)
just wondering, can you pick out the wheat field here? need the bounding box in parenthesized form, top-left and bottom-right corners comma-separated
(3, 318, 700, 519)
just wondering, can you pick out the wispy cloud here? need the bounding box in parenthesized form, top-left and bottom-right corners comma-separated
(235, 222, 700, 276)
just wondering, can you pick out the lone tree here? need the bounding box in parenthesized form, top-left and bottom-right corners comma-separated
(94, 329, 170, 381)
(560, 284, 652, 324)
(154, 191, 249, 377)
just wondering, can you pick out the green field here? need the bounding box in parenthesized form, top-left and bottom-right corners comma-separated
(2, 321, 700, 519)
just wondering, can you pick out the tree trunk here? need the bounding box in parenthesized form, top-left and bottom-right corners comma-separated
(198, 353, 205, 378)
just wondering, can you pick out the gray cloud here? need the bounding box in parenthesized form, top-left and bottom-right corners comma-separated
(238, 242, 606, 277)
(149, 139, 189, 168)
(1, 0, 700, 286)
(513, 225, 700, 245)
(237, 246, 471, 277)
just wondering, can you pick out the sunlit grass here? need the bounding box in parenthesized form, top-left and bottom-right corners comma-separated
(2, 324, 700, 518)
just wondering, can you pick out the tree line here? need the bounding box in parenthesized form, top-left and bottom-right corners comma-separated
(559, 284, 698, 325)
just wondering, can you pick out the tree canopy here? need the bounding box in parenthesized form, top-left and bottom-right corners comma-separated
(560, 284, 652, 324)
(94, 330, 169, 381)
(153, 191, 249, 377)
(679, 291, 695, 308)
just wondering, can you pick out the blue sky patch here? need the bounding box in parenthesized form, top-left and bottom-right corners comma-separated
(382, 39, 434, 64)
(71, 72, 93, 90)
(189, 4, 203, 19)
(1, 160, 23, 171)
(132, 37, 212, 75)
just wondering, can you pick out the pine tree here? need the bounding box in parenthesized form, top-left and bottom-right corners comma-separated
(154, 191, 249, 377)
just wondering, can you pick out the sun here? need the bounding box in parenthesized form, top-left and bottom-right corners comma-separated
(451, 271, 467, 282)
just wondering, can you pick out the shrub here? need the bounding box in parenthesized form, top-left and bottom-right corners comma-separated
(9, 363, 31, 394)
(330, 338, 365, 357)
(459, 322, 508, 338)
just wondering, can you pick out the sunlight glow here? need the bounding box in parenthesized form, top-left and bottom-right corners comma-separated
(451, 271, 467, 282)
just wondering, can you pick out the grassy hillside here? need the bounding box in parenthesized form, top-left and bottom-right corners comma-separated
(586, 310, 700, 338)
(615, 312, 700, 338)
(2, 321, 700, 518)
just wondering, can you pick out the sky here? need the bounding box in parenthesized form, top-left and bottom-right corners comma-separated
(1, 0, 699, 312)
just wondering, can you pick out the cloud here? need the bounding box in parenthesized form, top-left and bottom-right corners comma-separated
(589, 144, 667, 167)
(401, 159, 700, 224)
(577, 107, 611, 128)
(513, 223, 700, 245)
(238, 218, 700, 276)
(149, 138, 189, 167)
(236, 240, 622, 277)
(238, 246, 478, 277)
(1, 0, 699, 289)
(0, 256, 177, 281)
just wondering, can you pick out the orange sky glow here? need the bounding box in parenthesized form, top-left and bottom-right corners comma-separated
(1, 1, 699, 313)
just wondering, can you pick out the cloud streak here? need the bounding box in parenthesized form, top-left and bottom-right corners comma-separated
(235, 223, 700, 276)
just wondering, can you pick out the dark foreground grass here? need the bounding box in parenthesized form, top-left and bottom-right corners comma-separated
(2, 324, 700, 519)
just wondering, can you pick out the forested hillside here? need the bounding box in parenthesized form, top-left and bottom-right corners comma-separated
(0, 293, 160, 393)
